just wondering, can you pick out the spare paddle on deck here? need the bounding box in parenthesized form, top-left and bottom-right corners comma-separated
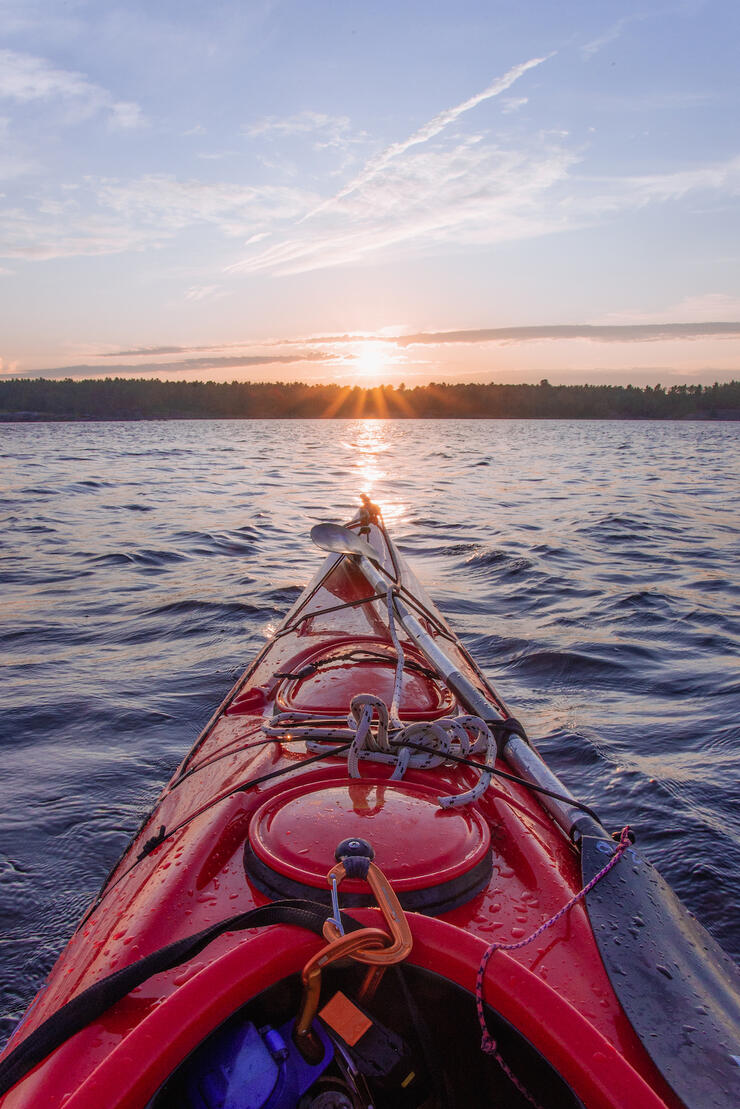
(310, 523, 381, 564)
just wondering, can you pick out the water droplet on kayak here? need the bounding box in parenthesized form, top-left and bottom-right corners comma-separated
(656, 964, 673, 979)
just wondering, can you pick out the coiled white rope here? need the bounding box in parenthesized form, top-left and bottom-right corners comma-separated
(265, 587, 496, 809)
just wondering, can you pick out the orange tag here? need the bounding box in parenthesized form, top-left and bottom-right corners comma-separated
(319, 990, 372, 1046)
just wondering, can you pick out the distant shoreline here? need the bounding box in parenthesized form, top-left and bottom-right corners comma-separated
(2, 413, 739, 422)
(1, 377, 738, 421)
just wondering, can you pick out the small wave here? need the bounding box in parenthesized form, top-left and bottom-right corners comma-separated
(0, 623, 97, 648)
(146, 599, 266, 619)
(612, 590, 671, 610)
(262, 585, 303, 604)
(0, 569, 94, 586)
(65, 479, 113, 490)
(506, 647, 632, 685)
(88, 549, 188, 568)
(411, 516, 465, 529)
(464, 547, 511, 569)
(173, 529, 259, 556)
(444, 542, 480, 556)
(109, 709, 174, 732)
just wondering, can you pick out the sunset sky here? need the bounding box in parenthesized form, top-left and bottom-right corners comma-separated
(1, 0, 739, 386)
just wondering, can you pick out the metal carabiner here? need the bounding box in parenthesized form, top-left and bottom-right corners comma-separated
(322, 858, 413, 964)
(293, 852, 413, 1060)
(293, 925, 389, 1061)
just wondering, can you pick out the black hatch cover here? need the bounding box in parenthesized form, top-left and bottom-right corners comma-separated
(582, 835, 740, 1109)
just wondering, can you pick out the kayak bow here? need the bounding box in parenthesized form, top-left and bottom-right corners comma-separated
(1, 501, 739, 1109)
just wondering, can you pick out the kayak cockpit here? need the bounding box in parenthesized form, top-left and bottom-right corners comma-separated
(146, 963, 585, 1109)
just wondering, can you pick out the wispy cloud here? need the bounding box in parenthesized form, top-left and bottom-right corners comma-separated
(94, 320, 740, 372)
(228, 134, 575, 276)
(581, 14, 647, 59)
(300, 56, 552, 223)
(0, 175, 317, 260)
(612, 156, 740, 204)
(8, 351, 336, 380)
(227, 136, 740, 278)
(0, 49, 145, 128)
(395, 322, 740, 345)
(283, 322, 740, 346)
(96, 176, 316, 235)
(501, 97, 528, 114)
(246, 110, 354, 146)
(184, 284, 227, 302)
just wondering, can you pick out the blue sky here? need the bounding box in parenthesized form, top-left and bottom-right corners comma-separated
(1, 0, 739, 385)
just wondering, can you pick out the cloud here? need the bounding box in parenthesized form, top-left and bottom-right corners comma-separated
(102, 346, 198, 357)
(395, 323, 740, 345)
(0, 175, 317, 260)
(614, 157, 740, 205)
(95, 175, 316, 236)
(228, 134, 577, 275)
(184, 284, 226, 302)
(501, 97, 528, 114)
(108, 101, 144, 131)
(9, 350, 336, 380)
(300, 55, 552, 223)
(227, 136, 740, 279)
(581, 15, 647, 59)
(246, 110, 354, 146)
(0, 49, 145, 129)
(282, 322, 740, 347)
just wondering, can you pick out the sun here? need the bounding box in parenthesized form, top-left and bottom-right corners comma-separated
(353, 341, 392, 380)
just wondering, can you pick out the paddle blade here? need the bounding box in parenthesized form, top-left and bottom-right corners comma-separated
(582, 835, 740, 1109)
(310, 523, 380, 563)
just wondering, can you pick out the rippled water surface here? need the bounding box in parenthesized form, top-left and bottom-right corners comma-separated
(1, 418, 739, 1040)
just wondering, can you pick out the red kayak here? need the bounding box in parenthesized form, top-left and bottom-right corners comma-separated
(2, 500, 739, 1109)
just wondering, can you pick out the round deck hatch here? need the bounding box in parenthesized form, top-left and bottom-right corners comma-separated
(275, 644, 455, 720)
(244, 777, 492, 916)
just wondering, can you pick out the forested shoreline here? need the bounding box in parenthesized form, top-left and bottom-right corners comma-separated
(1, 377, 739, 420)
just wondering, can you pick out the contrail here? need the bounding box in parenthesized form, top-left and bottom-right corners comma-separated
(298, 54, 553, 224)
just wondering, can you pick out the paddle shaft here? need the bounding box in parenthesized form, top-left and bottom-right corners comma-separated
(354, 553, 603, 841)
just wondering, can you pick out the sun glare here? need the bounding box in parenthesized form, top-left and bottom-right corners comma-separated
(353, 341, 393, 379)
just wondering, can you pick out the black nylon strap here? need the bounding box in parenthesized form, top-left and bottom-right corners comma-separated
(0, 899, 359, 1098)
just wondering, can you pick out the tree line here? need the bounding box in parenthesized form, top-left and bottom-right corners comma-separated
(1, 377, 738, 420)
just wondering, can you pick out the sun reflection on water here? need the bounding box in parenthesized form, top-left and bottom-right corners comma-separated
(346, 419, 406, 524)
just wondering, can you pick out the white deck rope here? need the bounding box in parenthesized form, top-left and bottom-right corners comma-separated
(266, 587, 496, 809)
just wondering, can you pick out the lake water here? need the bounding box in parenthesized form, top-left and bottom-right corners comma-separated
(1, 418, 739, 1042)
